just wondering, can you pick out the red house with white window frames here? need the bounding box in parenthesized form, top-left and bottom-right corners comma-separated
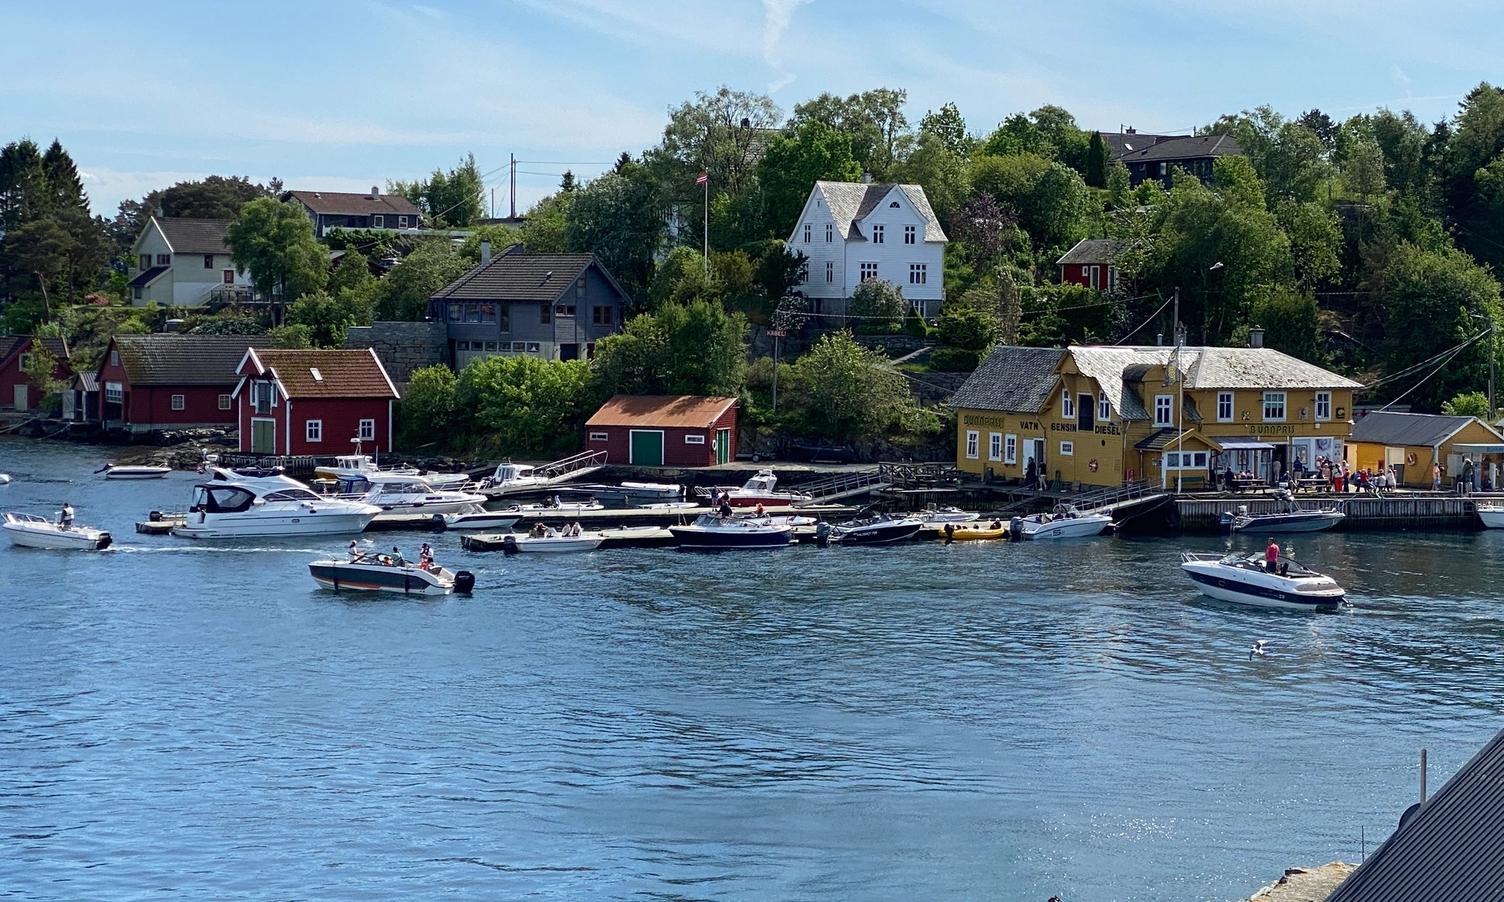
(1056, 238, 1123, 293)
(584, 395, 738, 467)
(233, 347, 399, 456)
(0, 335, 70, 413)
(97, 334, 270, 432)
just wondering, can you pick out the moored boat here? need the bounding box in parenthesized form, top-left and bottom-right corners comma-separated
(716, 470, 813, 508)
(495, 532, 603, 553)
(1222, 492, 1345, 533)
(503, 498, 606, 515)
(441, 508, 521, 530)
(669, 513, 794, 550)
(99, 463, 171, 480)
(834, 516, 923, 546)
(3, 511, 112, 550)
(915, 505, 980, 524)
(309, 552, 473, 596)
(172, 469, 380, 538)
(1180, 550, 1346, 610)
(1013, 505, 1113, 540)
(334, 473, 487, 516)
(936, 522, 1008, 542)
(1477, 501, 1504, 529)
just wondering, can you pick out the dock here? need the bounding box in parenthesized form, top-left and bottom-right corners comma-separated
(1175, 494, 1485, 532)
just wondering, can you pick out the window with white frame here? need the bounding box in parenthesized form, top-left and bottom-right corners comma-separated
(218, 394, 231, 410)
(904, 224, 916, 244)
(110, 349, 120, 367)
(802, 223, 811, 243)
(1165, 451, 1209, 469)
(1154, 394, 1173, 426)
(1062, 389, 1075, 419)
(1098, 391, 1110, 420)
(1263, 391, 1286, 422)
(358, 419, 376, 441)
(305, 419, 323, 442)
(589, 432, 608, 442)
(398, 216, 409, 228)
(170, 394, 185, 411)
(825, 223, 833, 242)
(909, 263, 927, 285)
(372, 215, 384, 228)
(104, 381, 122, 403)
(872, 224, 885, 244)
(965, 429, 979, 459)
(1060, 440, 1074, 456)
(825, 261, 834, 283)
(860, 262, 879, 281)
(1315, 391, 1331, 421)
(1004, 434, 1017, 464)
(988, 432, 1002, 461)
(684, 434, 706, 444)
(1217, 391, 1234, 422)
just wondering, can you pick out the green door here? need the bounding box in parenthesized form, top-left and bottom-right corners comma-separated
(251, 418, 276, 454)
(629, 430, 663, 466)
(715, 428, 731, 465)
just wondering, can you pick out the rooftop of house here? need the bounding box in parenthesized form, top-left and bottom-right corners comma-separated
(0, 335, 69, 365)
(1118, 134, 1244, 164)
(283, 188, 421, 218)
(1099, 130, 1178, 159)
(430, 248, 626, 303)
(1349, 410, 1502, 447)
(811, 180, 947, 243)
(950, 346, 1068, 413)
(152, 216, 235, 255)
(585, 395, 738, 429)
(1056, 238, 1125, 266)
(243, 348, 398, 399)
(109, 334, 274, 386)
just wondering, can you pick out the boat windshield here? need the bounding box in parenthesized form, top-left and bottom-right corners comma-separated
(378, 481, 433, 495)
(192, 485, 256, 513)
(263, 488, 320, 502)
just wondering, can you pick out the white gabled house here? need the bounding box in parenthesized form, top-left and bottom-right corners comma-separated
(128, 216, 254, 308)
(786, 180, 948, 318)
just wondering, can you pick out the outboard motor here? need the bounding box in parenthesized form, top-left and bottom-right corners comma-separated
(148, 510, 163, 522)
(814, 521, 832, 548)
(453, 570, 476, 594)
(1009, 516, 1023, 542)
(501, 535, 519, 556)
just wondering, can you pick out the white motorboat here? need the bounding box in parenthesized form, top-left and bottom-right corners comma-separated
(308, 553, 474, 596)
(482, 462, 568, 495)
(1478, 502, 1504, 528)
(716, 470, 813, 508)
(99, 463, 171, 480)
(1013, 505, 1113, 540)
(493, 531, 603, 554)
(915, 505, 980, 524)
(1222, 491, 1345, 533)
(833, 516, 924, 546)
(504, 498, 606, 515)
(0, 474, 11, 485)
(1180, 550, 1347, 610)
(441, 508, 521, 530)
(636, 500, 700, 511)
(669, 513, 794, 549)
(335, 473, 487, 516)
(172, 468, 381, 538)
(314, 451, 472, 490)
(3, 512, 112, 550)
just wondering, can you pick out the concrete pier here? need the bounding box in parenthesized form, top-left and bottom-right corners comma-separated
(1176, 495, 1483, 532)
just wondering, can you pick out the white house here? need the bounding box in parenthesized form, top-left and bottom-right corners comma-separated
(786, 180, 948, 318)
(128, 216, 254, 308)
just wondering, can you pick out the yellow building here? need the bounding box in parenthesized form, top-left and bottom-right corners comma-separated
(1346, 410, 1504, 487)
(952, 343, 1361, 489)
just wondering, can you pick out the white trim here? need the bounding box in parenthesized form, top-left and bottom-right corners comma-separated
(1098, 391, 1110, 421)
(358, 418, 377, 442)
(1154, 394, 1173, 427)
(305, 418, 323, 442)
(1004, 433, 1017, 465)
(1262, 391, 1287, 422)
(988, 431, 1002, 461)
(387, 398, 393, 452)
(217, 393, 232, 411)
(1314, 391, 1331, 422)
(588, 431, 608, 442)
(1059, 440, 1074, 457)
(684, 434, 706, 444)
(285, 398, 292, 455)
(965, 429, 979, 459)
(170, 393, 185, 411)
(249, 415, 278, 454)
(1216, 391, 1234, 423)
(368, 347, 401, 399)
(1061, 389, 1075, 419)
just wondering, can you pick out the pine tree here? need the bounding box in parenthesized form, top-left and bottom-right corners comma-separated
(0, 139, 49, 232)
(42, 138, 89, 214)
(1085, 131, 1108, 188)
(560, 170, 577, 192)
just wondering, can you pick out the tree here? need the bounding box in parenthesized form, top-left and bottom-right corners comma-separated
(932, 305, 1000, 371)
(455, 355, 594, 456)
(950, 194, 1017, 265)
(397, 364, 458, 449)
(1297, 109, 1339, 154)
(1444, 83, 1504, 270)
(895, 133, 970, 224)
(919, 102, 970, 156)
(591, 299, 748, 398)
(780, 331, 934, 442)
(560, 170, 577, 192)
(1085, 131, 1109, 187)
(1337, 117, 1386, 199)
(847, 279, 906, 333)
(373, 239, 469, 321)
(287, 289, 369, 347)
(655, 87, 782, 197)
(565, 171, 662, 303)
(758, 120, 862, 235)
(328, 248, 376, 297)
(518, 192, 572, 253)
(1275, 201, 1342, 290)
(21, 341, 66, 411)
(225, 198, 328, 304)
(1442, 391, 1491, 418)
(390, 153, 485, 226)
(790, 88, 911, 178)
(1249, 288, 1322, 362)
(2, 218, 76, 322)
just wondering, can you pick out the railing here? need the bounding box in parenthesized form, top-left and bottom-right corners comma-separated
(1072, 479, 1159, 512)
(879, 461, 961, 488)
(797, 468, 891, 503)
(536, 449, 608, 479)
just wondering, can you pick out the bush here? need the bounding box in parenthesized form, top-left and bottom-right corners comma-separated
(398, 365, 458, 450)
(848, 279, 905, 334)
(903, 306, 929, 337)
(929, 346, 984, 372)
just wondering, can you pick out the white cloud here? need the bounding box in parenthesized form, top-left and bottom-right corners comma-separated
(1391, 64, 1411, 87)
(410, 3, 444, 18)
(762, 0, 811, 94)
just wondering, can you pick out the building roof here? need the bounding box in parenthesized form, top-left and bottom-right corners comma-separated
(109, 334, 273, 386)
(128, 266, 169, 288)
(1349, 410, 1503, 448)
(585, 395, 738, 429)
(73, 371, 98, 392)
(283, 189, 421, 218)
(1118, 134, 1243, 164)
(813, 181, 948, 243)
(431, 250, 628, 304)
(154, 216, 234, 254)
(1099, 130, 1177, 160)
(0, 336, 25, 363)
(1327, 727, 1504, 902)
(0, 336, 69, 366)
(950, 346, 1067, 412)
(1056, 238, 1124, 266)
(242, 348, 398, 400)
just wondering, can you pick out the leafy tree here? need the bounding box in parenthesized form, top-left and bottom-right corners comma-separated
(969, 153, 1089, 251)
(847, 278, 906, 333)
(751, 241, 805, 300)
(655, 86, 782, 197)
(1442, 83, 1504, 270)
(565, 171, 662, 303)
(113, 175, 279, 246)
(979, 114, 1053, 159)
(648, 246, 709, 309)
(390, 153, 485, 226)
(1297, 108, 1339, 154)
(268, 323, 312, 348)
(373, 239, 469, 321)
(21, 341, 66, 411)
(919, 102, 970, 156)
(780, 331, 935, 442)
(790, 88, 911, 178)
(1214, 106, 1329, 203)
(591, 299, 748, 397)
(2, 218, 76, 321)
(1336, 117, 1386, 199)
(1085, 131, 1108, 187)
(932, 305, 1000, 371)
(1370, 109, 1432, 198)
(1106, 160, 1132, 208)
(455, 355, 594, 456)
(397, 364, 458, 449)
(956, 271, 1022, 345)
(519, 191, 572, 252)
(328, 248, 375, 297)
(225, 198, 327, 303)
(758, 120, 862, 236)
(456, 224, 520, 264)
(187, 313, 263, 335)
(287, 289, 370, 347)
(1249, 288, 1323, 362)
(1275, 201, 1342, 290)
(1442, 391, 1491, 418)
(895, 132, 970, 224)
(950, 194, 1017, 265)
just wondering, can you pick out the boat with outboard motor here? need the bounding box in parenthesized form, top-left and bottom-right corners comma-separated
(669, 513, 795, 549)
(172, 468, 381, 538)
(715, 470, 813, 508)
(440, 508, 521, 530)
(309, 549, 474, 596)
(915, 505, 980, 524)
(3, 511, 112, 550)
(1478, 501, 1504, 528)
(491, 527, 603, 553)
(333, 472, 487, 516)
(502, 498, 606, 515)
(1179, 550, 1346, 610)
(312, 441, 471, 489)
(99, 463, 171, 480)
(1221, 490, 1345, 533)
(1012, 505, 1113, 540)
(833, 515, 923, 546)
(936, 522, 1008, 542)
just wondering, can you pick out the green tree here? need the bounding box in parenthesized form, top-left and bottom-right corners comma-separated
(1442, 391, 1491, 418)
(848, 278, 906, 334)
(780, 331, 935, 442)
(1337, 117, 1386, 199)
(455, 355, 593, 456)
(397, 364, 458, 449)
(225, 198, 327, 304)
(287, 289, 370, 347)
(1249, 288, 1323, 362)
(518, 191, 572, 252)
(895, 132, 971, 224)
(328, 248, 375, 297)
(790, 88, 911, 177)
(390, 153, 485, 226)
(1442, 83, 1504, 269)
(373, 239, 469, 321)
(655, 87, 782, 198)
(565, 171, 661, 303)
(758, 120, 863, 236)
(919, 102, 971, 156)
(1085, 131, 1109, 187)
(268, 323, 313, 348)
(1275, 201, 1342, 290)
(932, 305, 1000, 371)
(21, 341, 66, 411)
(591, 299, 748, 397)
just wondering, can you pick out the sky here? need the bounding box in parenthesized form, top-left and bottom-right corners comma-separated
(2, 0, 1499, 218)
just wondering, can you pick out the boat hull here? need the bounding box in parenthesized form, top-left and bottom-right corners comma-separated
(511, 536, 602, 553)
(442, 513, 521, 530)
(105, 467, 171, 480)
(937, 526, 1007, 541)
(309, 561, 453, 596)
(1180, 561, 1346, 611)
(837, 521, 922, 546)
(1229, 512, 1344, 533)
(669, 526, 793, 550)
(1020, 516, 1112, 539)
(3, 523, 112, 550)
(172, 511, 376, 539)
(1479, 506, 1504, 528)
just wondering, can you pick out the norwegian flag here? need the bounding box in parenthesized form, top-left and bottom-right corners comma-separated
(695, 171, 709, 186)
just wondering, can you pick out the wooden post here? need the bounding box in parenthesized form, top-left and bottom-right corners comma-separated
(1420, 748, 1428, 804)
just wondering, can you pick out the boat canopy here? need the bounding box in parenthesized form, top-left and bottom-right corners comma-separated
(1211, 437, 1275, 451)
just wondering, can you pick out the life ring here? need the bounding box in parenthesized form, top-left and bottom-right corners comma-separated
(1088, 459, 1100, 472)
(1406, 452, 1417, 466)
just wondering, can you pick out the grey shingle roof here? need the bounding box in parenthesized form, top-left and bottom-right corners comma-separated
(431, 251, 627, 303)
(1099, 131, 1177, 160)
(813, 181, 948, 243)
(128, 266, 169, 288)
(1056, 238, 1123, 266)
(284, 189, 421, 218)
(111, 335, 273, 386)
(1119, 134, 1243, 163)
(1327, 727, 1504, 902)
(154, 217, 233, 254)
(1349, 410, 1497, 447)
(950, 346, 1066, 412)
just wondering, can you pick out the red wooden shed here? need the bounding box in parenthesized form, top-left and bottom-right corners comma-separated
(97, 334, 270, 433)
(584, 395, 737, 467)
(233, 347, 400, 456)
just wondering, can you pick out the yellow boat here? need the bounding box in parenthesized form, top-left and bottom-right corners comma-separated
(937, 524, 1008, 541)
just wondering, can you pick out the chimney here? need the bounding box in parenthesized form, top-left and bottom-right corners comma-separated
(480, 240, 491, 264)
(1126, 126, 1137, 135)
(369, 185, 379, 199)
(860, 171, 872, 184)
(1249, 325, 1265, 348)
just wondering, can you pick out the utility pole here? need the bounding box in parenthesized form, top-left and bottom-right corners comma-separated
(508, 153, 517, 220)
(1174, 286, 1183, 494)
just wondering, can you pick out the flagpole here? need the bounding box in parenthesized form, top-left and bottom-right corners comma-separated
(702, 174, 709, 275)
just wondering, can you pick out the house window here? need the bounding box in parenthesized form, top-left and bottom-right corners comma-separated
(965, 429, 979, 459)
(541, 305, 551, 324)
(373, 215, 385, 228)
(909, 263, 927, 285)
(1004, 434, 1017, 464)
(110, 349, 120, 367)
(223, 270, 234, 284)
(1315, 391, 1331, 421)
(576, 278, 586, 298)
(104, 381, 123, 403)
(1263, 391, 1287, 422)
(593, 306, 613, 325)
(589, 432, 608, 442)
(825, 261, 834, 283)
(556, 304, 576, 317)
(170, 394, 185, 411)
(685, 434, 706, 445)
(305, 419, 323, 442)
(872, 224, 885, 244)
(139, 254, 151, 271)
(1061, 389, 1075, 419)
(825, 223, 833, 242)
(218, 394, 231, 410)
(358, 419, 376, 441)
(988, 432, 1002, 461)
(203, 254, 214, 269)
(1217, 391, 1234, 422)
(156, 253, 170, 266)
(1154, 394, 1173, 427)
(1060, 440, 1074, 456)
(889, 201, 900, 208)
(465, 304, 481, 323)
(133, 286, 143, 300)
(1089, 265, 1101, 290)
(398, 216, 409, 228)
(802, 223, 811, 243)
(904, 225, 916, 245)
(499, 305, 511, 332)
(1098, 391, 1110, 421)
(448, 303, 463, 323)
(1165, 451, 1209, 470)
(859, 262, 879, 281)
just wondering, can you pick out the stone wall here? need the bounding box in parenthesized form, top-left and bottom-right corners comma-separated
(346, 321, 449, 387)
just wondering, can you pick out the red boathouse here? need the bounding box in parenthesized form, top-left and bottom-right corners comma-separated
(98, 334, 270, 433)
(0, 335, 70, 413)
(584, 395, 737, 467)
(233, 347, 400, 456)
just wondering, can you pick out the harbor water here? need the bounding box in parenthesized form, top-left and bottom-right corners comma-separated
(4, 438, 1503, 901)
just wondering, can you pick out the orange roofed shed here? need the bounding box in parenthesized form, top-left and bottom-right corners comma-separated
(584, 395, 737, 467)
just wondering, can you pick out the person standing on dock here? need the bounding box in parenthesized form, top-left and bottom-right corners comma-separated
(1432, 461, 1442, 492)
(1461, 457, 1475, 496)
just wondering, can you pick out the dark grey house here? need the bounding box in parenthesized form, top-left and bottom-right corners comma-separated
(427, 245, 629, 367)
(1119, 134, 1243, 188)
(283, 187, 423, 238)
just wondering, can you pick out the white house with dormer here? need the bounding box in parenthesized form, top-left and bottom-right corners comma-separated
(786, 180, 948, 318)
(128, 216, 254, 308)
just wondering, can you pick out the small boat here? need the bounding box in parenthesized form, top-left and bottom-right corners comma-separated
(309, 553, 474, 596)
(1479, 501, 1504, 528)
(0, 474, 11, 485)
(1180, 550, 1346, 610)
(441, 508, 521, 530)
(314, 446, 471, 489)
(480, 461, 584, 495)
(765, 514, 818, 528)
(99, 463, 171, 480)
(334, 473, 488, 516)
(936, 523, 1008, 542)
(1221, 491, 1345, 533)
(716, 470, 813, 508)
(493, 531, 603, 554)
(669, 513, 794, 550)
(834, 516, 923, 546)
(915, 505, 980, 524)
(504, 499, 605, 515)
(1012, 505, 1113, 540)
(3, 512, 112, 550)
(636, 500, 700, 511)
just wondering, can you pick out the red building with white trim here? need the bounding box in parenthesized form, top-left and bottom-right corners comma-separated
(97, 334, 270, 433)
(584, 395, 738, 467)
(233, 347, 400, 456)
(1056, 238, 1123, 293)
(0, 335, 70, 413)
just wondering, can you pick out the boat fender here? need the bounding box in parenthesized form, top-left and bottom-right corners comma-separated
(454, 571, 476, 594)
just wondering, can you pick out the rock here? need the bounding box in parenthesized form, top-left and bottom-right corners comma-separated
(1248, 862, 1357, 902)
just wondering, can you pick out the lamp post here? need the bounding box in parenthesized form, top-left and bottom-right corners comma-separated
(1471, 313, 1496, 424)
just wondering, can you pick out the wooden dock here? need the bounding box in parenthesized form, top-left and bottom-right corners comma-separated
(1175, 494, 1483, 533)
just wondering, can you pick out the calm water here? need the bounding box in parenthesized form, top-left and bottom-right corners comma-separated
(3, 438, 1503, 901)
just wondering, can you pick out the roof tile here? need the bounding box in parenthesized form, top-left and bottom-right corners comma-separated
(249, 348, 398, 399)
(112, 334, 275, 386)
(585, 395, 737, 429)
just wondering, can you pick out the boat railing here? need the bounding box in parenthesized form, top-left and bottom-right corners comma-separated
(3, 512, 54, 525)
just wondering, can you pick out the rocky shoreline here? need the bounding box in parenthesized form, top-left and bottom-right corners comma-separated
(1247, 862, 1356, 902)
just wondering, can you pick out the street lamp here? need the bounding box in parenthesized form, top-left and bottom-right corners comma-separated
(1470, 313, 1496, 424)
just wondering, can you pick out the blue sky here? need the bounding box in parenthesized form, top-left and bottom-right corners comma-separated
(2, 0, 1497, 217)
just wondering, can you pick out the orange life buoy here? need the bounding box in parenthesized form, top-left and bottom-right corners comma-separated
(1088, 459, 1100, 472)
(1406, 452, 1417, 466)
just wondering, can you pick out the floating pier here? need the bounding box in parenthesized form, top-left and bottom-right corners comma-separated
(1175, 494, 1484, 533)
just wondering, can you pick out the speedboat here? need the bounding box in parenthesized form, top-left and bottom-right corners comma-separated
(172, 468, 381, 538)
(1222, 491, 1345, 533)
(1180, 550, 1347, 610)
(99, 463, 171, 479)
(936, 522, 1008, 542)
(636, 500, 700, 511)
(441, 508, 521, 530)
(309, 552, 474, 596)
(669, 513, 794, 550)
(503, 499, 605, 515)
(3, 512, 112, 550)
(481, 462, 557, 494)
(1012, 505, 1113, 540)
(313, 449, 471, 490)
(834, 516, 923, 546)
(1479, 501, 1504, 528)
(493, 531, 603, 554)
(915, 505, 980, 524)
(717, 470, 813, 508)
(335, 473, 487, 516)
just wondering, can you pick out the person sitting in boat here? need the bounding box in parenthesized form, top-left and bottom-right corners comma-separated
(565, 521, 582, 537)
(718, 497, 734, 519)
(531, 522, 548, 538)
(990, 519, 1003, 529)
(57, 502, 74, 530)
(551, 494, 562, 508)
(390, 546, 407, 566)
(1265, 537, 1280, 573)
(754, 502, 766, 517)
(348, 540, 361, 562)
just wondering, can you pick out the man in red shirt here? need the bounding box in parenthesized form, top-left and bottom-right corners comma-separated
(1266, 537, 1280, 573)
